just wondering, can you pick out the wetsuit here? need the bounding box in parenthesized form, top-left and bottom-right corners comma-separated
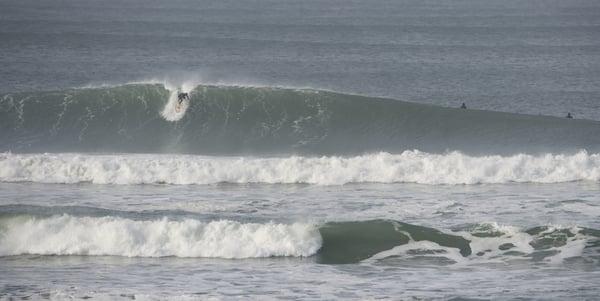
(177, 93, 188, 104)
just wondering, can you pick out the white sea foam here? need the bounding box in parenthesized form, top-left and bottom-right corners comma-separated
(464, 223, 589, 265)
(1, 151, 599, 185)
(0, 215, 321, 258)
(367, 223, 589, 265)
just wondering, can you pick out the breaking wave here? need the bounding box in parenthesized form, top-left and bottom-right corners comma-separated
(2, 84, 599, 155)
(1, 151, 599, 185)
(0, 215, 321, 258)
(0, 212, 598, 265)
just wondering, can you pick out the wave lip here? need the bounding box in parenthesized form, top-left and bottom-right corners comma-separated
(0, 215, 321, 258)
(1, 151, 599, 185)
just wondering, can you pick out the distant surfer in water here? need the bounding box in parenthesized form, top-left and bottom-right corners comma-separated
(460, 102, 467, 109)
(177, 92, 189, 105)
(566, 112, 573, 119)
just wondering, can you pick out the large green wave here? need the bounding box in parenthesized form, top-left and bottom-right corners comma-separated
(2, 84, 599, 155)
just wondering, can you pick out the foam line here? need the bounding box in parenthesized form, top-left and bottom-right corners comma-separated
(1, 151, 599, 185)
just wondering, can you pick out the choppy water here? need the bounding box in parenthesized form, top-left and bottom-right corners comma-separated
(1, 182, 600, 299)
(1, 0, 600, 300)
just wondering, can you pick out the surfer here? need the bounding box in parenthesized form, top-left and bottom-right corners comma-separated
(566, 112, 573, 119)
(175, 92, 189, 113)
(177, 92, 189, 105)
(460, 102, 467, 109)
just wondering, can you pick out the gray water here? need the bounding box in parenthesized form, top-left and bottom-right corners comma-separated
(1, 182, 600, 300)
(1, 0, 600, 119)
(1, 0, 600, 300)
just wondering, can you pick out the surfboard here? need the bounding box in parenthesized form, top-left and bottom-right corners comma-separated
(175, 101, 184, 113)
(161, 92, 189, 122)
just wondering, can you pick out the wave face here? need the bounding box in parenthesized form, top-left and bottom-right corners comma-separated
(0, 214, 597, 265)
(1, 151, 599, 185)
(2, 84, 600, 155)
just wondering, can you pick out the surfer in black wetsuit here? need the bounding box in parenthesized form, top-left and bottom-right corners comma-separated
(177, 92, 189, 105)
(566, 112, 573, 119)
(460, 102, 467, 109)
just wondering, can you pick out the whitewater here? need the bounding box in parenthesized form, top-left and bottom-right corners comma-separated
(2, 151, 600, 185)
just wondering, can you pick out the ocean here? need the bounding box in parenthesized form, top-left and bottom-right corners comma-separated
(1, 0, 600, 300)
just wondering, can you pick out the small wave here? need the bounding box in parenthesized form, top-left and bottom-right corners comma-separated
(0, 215, 597, 265)
(1, 151, 599, 185)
